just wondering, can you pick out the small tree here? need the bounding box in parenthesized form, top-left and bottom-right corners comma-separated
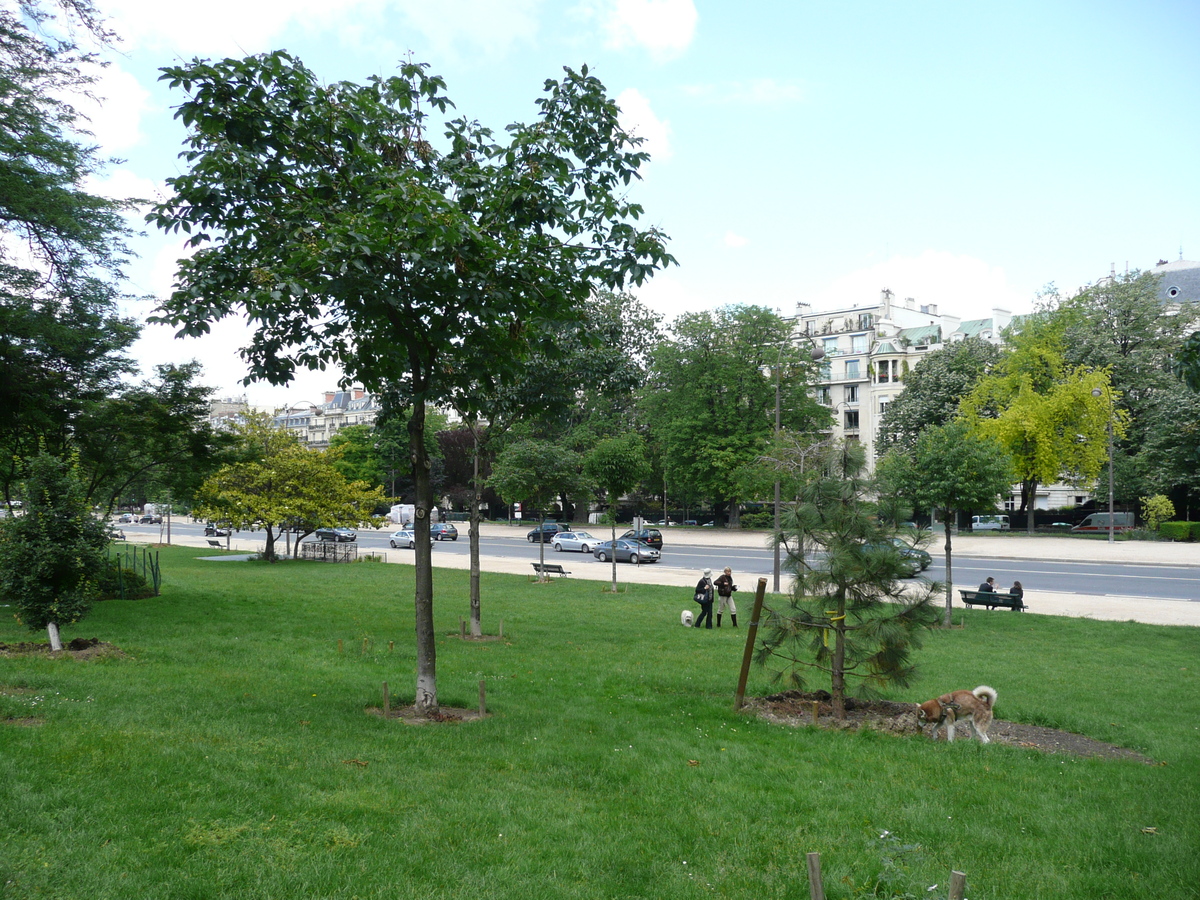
(0, 452, 109, 650)
(584, 434, 650, 592)
(1141, 494, 1175, 532)
(490, 439, 582, 581)
(877, 420, 1014, 626)
(757, 442, 941, 718)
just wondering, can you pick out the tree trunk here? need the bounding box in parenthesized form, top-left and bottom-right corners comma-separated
(1025, 478, 1038, 533)
(264, 526, 277, 562)
(468, 427, 482, 637)
(942, 507, 954, 628)
(831, 589, 846, 718)
(602, 514, 614, 591)
(47, 621, 62, 652)
(409, 399, 438, 715)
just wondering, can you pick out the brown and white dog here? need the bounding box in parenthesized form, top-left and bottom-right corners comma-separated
(916, 685, 997, 743)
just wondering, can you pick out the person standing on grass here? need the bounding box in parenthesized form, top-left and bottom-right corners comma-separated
(714, 566, 738, 627)
(693, 568, 714, 629)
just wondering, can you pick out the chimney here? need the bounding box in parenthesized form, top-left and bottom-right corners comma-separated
(324, 392, 335, 403)
(354, 389, 365, 400)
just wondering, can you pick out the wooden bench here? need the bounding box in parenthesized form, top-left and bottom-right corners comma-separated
(532, 562, 570, 578)
(207, 539, 224, 548)
(959, 589, 1026, 611)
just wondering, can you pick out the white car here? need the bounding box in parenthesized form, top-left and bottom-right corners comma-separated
(552, 531, 601, 553)
(389, 528, 416, 548)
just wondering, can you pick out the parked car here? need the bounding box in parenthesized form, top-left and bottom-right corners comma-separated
(430, 523, 459, 541)
(865, 537, 932, 578)
(389, 528, 416, 549)
(117, 513, 133, 524)
(204, 523, 230, 537)
(527, 522, 567, 543)
(315, 527, 357, 542)
(593, 539, 661, 564)
(620, 527, 663, 549)
(552, 531, 601, 553)
(137, 514, 162, 525)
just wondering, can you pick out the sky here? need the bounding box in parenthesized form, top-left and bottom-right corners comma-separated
(65, 0, 1200, 409)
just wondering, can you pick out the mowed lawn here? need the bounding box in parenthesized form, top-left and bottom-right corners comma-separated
(1, 547, 1196, 900)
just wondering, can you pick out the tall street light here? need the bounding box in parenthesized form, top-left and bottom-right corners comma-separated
(1091, 386, 1115, 543)
(773, 338, 825, 593)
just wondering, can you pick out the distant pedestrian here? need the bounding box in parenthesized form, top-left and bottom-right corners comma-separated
(714, 566, 738, 627)
(978, 576, 996, 593)
(693, 568, 714, 629)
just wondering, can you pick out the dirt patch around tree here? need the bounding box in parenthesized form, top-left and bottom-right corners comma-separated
(366, 705, 487, 725)
(0, 638, 126, 661)
(747, 690, 1154, 763)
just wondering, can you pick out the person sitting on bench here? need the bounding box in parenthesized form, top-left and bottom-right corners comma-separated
(978, 576, 997, 593)
(1009, 580, 1023, 603)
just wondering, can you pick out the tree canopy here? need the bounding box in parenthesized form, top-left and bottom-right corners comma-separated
(149, 53, 673, 712)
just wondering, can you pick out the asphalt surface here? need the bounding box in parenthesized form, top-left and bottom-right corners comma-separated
(138, 522, 1200, 628)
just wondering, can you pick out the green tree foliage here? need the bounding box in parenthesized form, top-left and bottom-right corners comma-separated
(1175, 331, 1200, 393)
(327, 425, 386, 492)
(150, 53, 672, 713)
(756, 442, 941, 718)
(642, 305, 827, 525)
(490, 439, 583, 580)
(877, 421, 1013, 625)
(193, 418, 385, 562)
(0, 452, 109, 649)
(584, 433, 650, 592)
(960, 311, 1123, 531)
(875, 336, 1001, 455)
(1140, 494, 1174, 532)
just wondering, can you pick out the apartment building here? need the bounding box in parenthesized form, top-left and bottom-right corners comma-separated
(787, 289, 1012, 466)
(274, 389, 382, 449)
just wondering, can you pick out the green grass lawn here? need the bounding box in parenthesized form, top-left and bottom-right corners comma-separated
(1, 547, 1197, 899)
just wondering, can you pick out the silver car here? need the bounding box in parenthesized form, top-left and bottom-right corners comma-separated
(389, 529, 416, 549)
(593, 539, 660, 564)
(552, 531, 601, 553)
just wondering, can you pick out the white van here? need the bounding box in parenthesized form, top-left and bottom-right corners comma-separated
(1072, 512, 1134, 533)
(971, 515, 1009, 531)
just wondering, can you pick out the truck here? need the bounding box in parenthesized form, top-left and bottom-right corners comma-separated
(1072, 512, 1134, 534)
(971, 514, 1009, 531)
(389, 504, 439, 526)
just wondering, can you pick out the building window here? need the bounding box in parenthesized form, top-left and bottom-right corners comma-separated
(851, 334, 868, 354)
(876, 359, 895, 384)
(878, 397, 890, 414)
(844, 410, 859, 430)
(845, 385, 858, 404)
(845, 359, 860, 380)
(816, 386, 831, 404)
(823, 337, 839, 356)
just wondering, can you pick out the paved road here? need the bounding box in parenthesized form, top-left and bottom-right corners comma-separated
(121, 519, 1200, 627)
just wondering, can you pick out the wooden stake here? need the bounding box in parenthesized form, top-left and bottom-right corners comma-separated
(388, 640, 394, 652)
(460, 617, 465, 637)
(478, 679, 486, 715)
(811, 700, 819, 725)
(337, 639, 343, 655)
(806, 852, 825, 900)
(361, 637, 368, 655)
(949, 870, 966, 900)
(734, 578, 769, 709)
(499, 619, 504, 639)
(382, 681, 390, 718)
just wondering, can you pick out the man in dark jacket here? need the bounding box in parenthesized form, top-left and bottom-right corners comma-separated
(694, 569, 714, 629)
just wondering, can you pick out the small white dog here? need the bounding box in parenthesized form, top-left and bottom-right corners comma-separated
(680, 609, 694, 627)
(916, 685, 998, 743)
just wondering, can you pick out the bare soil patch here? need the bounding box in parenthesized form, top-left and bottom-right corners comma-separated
(749, 690, 1154, 763)
(0, 638, 125, 661)
(367, 705, 487, 725)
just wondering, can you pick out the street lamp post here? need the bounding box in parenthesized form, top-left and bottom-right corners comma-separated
(1091, 387, 1115, 544)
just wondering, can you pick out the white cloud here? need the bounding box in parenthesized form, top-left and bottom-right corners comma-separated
(723, 231, 748, 248)
(807, 251, 1033, 322)
(75, 62, 153, 152)
(601, 0, 697, 60)
(103, 0, 541, 60)
(616, 88, 672, 162)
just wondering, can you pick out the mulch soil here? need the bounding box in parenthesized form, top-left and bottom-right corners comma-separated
(747, 690, 1155, 763)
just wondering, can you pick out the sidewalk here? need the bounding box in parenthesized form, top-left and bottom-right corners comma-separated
(179, 524, 1200, 628)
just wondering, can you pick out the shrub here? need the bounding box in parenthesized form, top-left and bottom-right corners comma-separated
(739, 510, 773, 529)
(96, 563, 156, 600)
(1141, 495, 1175, 531)
(1158, 521, 1193, 542)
